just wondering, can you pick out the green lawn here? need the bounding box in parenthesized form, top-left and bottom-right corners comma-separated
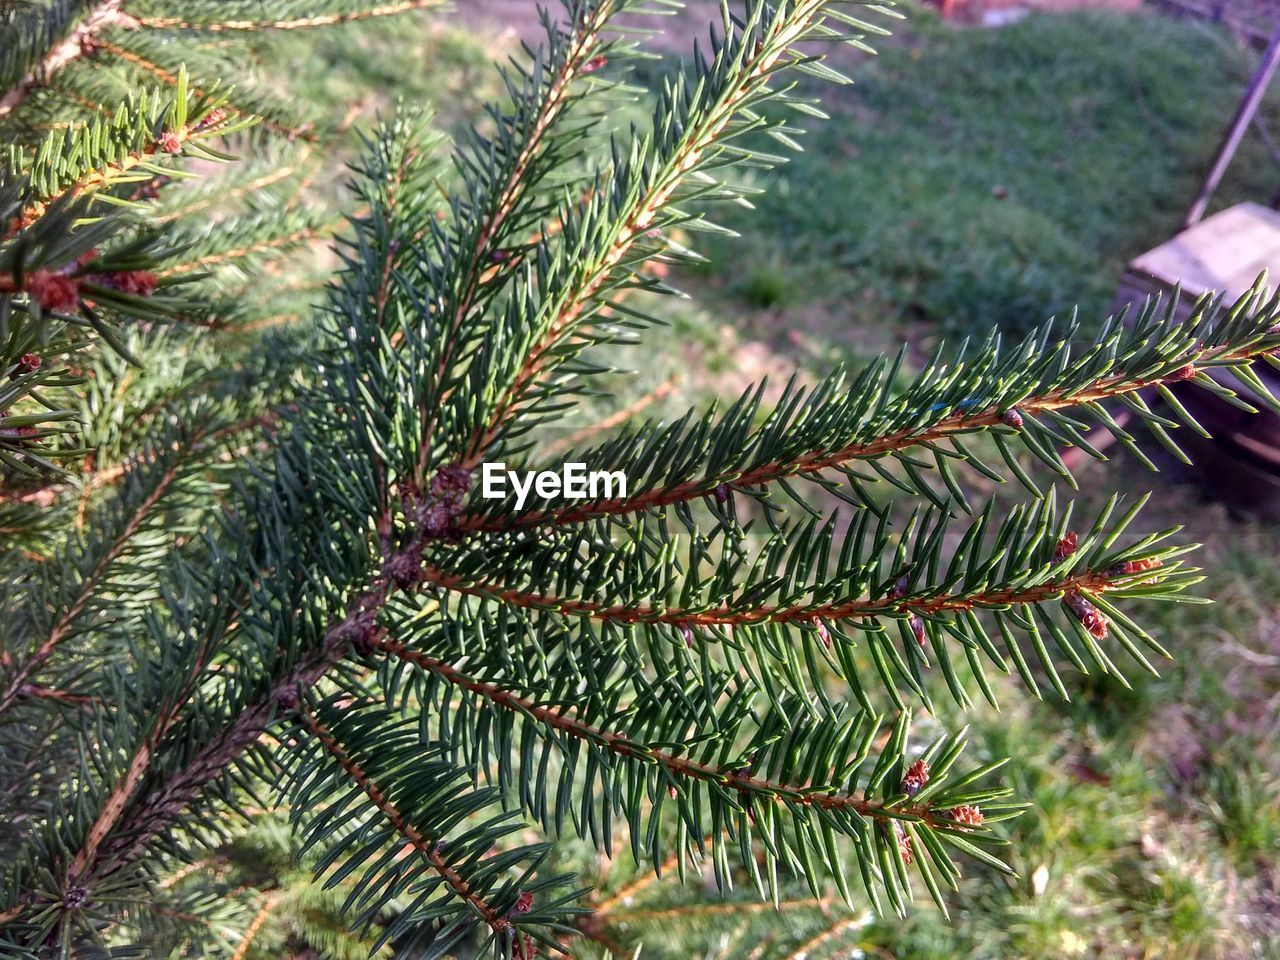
(695, 9, 1279, 342)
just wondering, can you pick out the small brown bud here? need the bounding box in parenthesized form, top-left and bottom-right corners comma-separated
(156, 130, 182, 154)
(510, 889, 534, 916)
(945, 804, 984, 829)
(195, 107, 227, 130)
(1000, 408, 1024, 430)
(1167, 364, 1196, 382)
(814, 618, 831, 648)
(386, 550, 421, 589)
(1105, 557, 1161, 579)
(894, 822, 914, 864)
(1064, 591, 1107, 638)
(1053, 531, 1078, 562)
(429, 464, 473, 504)
(100, 270, 158, 297)
(423, 501, 454, 538)
(901, 759, 930, 797)
(274, 686, 300, 711)
(908, 614, 926, 646)
(62, 885, 89, 910)
(27, 271, 80, 312)
(888, 572, 910, 600)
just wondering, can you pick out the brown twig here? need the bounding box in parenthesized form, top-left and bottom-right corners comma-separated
(298, 703, 514, 940)
(0, 1, 131, 120)
(374, 636, 939, 826)
(460, 344, 1273, 533)
(416, 563, 1113, 628)
(463, 1, 828, 468)
(136, 0, 446, 32)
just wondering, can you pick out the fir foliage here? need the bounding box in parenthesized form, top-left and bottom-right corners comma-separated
(1, 1, 1279, 958)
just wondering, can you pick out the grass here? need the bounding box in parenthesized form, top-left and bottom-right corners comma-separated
(694, 9, 1280, 341)
(185, 5, 1280, 957)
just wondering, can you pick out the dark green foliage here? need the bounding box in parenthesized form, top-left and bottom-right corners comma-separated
(2, 2, 1280, 959)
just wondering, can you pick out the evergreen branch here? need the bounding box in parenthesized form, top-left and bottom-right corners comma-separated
(136, 0, 447, 32)
(461, 0, 876, 464)
(90, 34, 321, 142)
(374, 635, 941, 827)
(296, 702, 517, 943)
(781, 916, 869, 960)
(5, 82, 238, 237)
(414, 0, 637, 479)
(153, 155, 308, 223)
(82, 625, 359, 877)
(543, 372, 680, 455)
(156, 219, 336, 276)
(228, 891, 282, 960)
(609, 897, 834, 921)
(416, 562, 1113, 627)
(461, 292, 1280, 532)
(0, 0, 132, 120)
(0, 440, 187, 716)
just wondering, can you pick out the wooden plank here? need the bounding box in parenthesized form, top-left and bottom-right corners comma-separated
(1129, 202, 1280, 300)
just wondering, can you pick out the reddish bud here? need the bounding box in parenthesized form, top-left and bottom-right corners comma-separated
(815, 618, 831, 648)
(510, 890, 535, 916)
(1105, 557, 1161, 579)
(1053, 531, 1078, 562)
(945, 804, 984, 828)
(27, 271, 80, 312)
(274, 686, 300, 711)
(102, 270, 158, 297)
(18, 353, 40, 372)
(386, 550, 421, 589)
(582, 55, 608, 74)
(62, 885, 89, 910)
(156, 130, 182, 154)
(1167, 364, 1196, 382)
(1064, 591, 1107, 638)
(908, 614, 926, 647)
(196, 107, 227, 130)
(888, 573, 910, 600)
(1000, 408, 1024, 430)
(423, 501, 455, 538)
(714, 482, 730, 505)
(894, 822, 914, 865)
(679, 623, 693, 648)
(901, 759, 930, 797)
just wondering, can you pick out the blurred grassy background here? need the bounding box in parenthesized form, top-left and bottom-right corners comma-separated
(225, 4, 1280, 956)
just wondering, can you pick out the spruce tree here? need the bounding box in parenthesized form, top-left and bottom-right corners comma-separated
(2, 1, 1279, 958)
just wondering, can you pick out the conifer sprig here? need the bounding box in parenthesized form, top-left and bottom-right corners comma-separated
(2, 0, 1279, 955)
(460, 285, 1280, 533)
